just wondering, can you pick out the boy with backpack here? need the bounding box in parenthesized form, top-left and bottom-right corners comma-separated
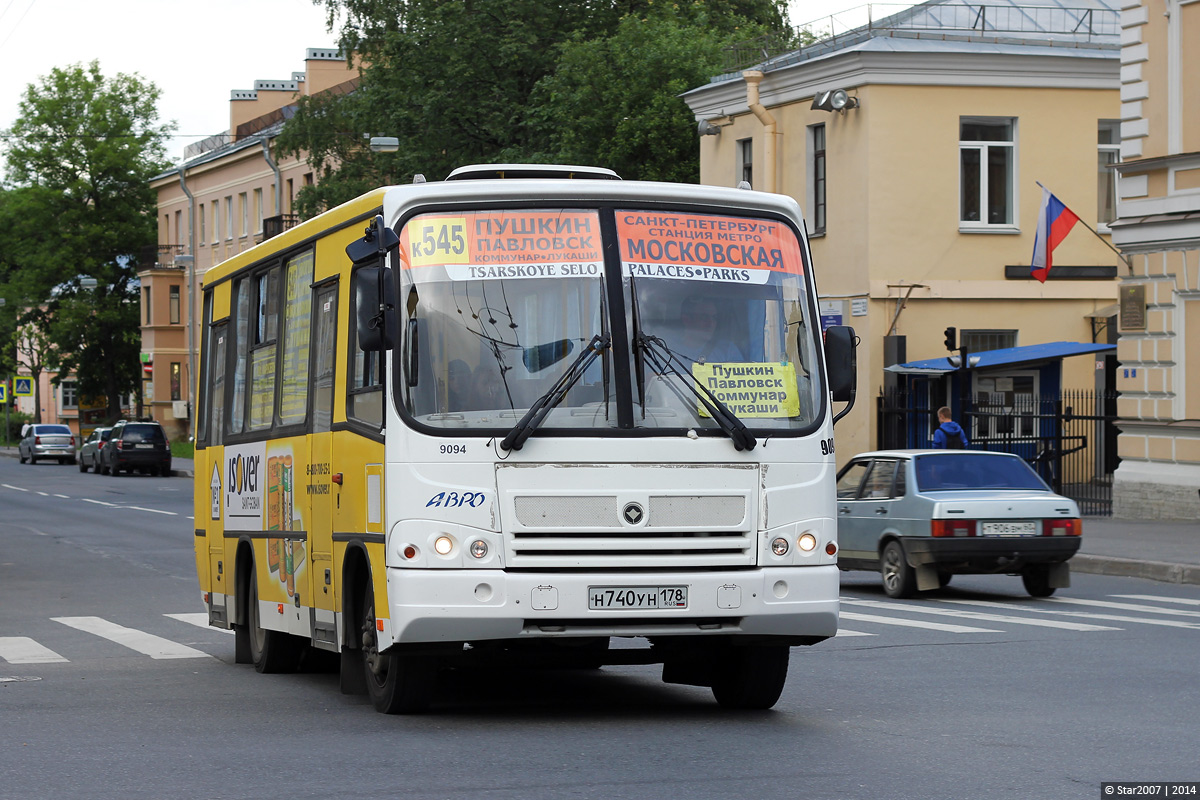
(932, 406, 969, 449)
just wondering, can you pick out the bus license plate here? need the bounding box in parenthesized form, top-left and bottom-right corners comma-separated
(981, 521, 1037, 536)
(588, 586, 687, 610)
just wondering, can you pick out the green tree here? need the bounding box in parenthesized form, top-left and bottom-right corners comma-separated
(1, 61, 171, 419)
(280, 0, 791, 214)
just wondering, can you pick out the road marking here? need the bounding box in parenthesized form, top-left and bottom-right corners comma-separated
(1112, 594, 1200, 607)
(36, 491, 50, 496)
(51, 617, 210, 659)
(165, 613, 234, 635)
(1047, 597, 1200, 618)
(834, 628, 875, 637)
(82, 498, 119, 507)
(2, 484, 29, 492)
(53, 493, 69, 498)
(939, 599, 1200, 630)
(842, 598, 1119, 632)
(839, 611, 999, 633)
(0, 637, 68, 664)
(127, 506, 178, 516)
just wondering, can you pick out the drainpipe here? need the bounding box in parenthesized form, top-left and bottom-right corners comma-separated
(178, 166, 196, 440)
(262, 138, 283, 216)
(743, 70, 777, 193)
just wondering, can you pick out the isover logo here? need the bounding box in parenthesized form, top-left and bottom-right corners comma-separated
(228, 452, 261, 511)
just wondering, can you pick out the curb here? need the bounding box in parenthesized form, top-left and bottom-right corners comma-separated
(1071, 554, 1200, 586)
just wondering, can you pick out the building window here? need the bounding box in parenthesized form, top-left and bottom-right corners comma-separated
(254, 188, 264, 233)
(961, 329, 1017, 353)
(303, 172, 314, 187)
(960, 118, 1016, 228)
(239, 193, 249, 237)
(143, 287, 152, 325)
(175, 210, 183, 246)
(199, 204, 206, 244)
(169, 285, 180, 325)
(60, 381, 78, 409)
(211, 201, 220, 244)
(1098, 120, 1120, 226)
(810, 124, 826, 234)
(170, 362, 182, 401)
(225, 196, 233, 240)
(286, 179, 294, 213)
(738, 138, 753, 188)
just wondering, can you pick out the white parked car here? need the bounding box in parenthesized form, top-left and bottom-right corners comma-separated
(18, 423, 77, 466)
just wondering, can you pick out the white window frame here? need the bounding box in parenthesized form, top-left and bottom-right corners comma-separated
(254, 187, 264, 233)
(959, 117, 1018, 233)
(737, 138, 753, 188)
(60, 380, 78, 410)
(807, 124, 826, 236)
(225, 196, 234, 241)
(1098, 119, 1121, 231)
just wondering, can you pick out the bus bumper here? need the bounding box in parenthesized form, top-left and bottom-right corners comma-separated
(383, 565, 839, 645)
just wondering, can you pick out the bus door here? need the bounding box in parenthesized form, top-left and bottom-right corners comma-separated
(308, 282, 339, 648)
(207, 322, 229, 618)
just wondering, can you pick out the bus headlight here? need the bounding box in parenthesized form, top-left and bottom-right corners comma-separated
(771, 537, 790, 556)
(798, 532, 818, 552)
(433, 536, 454, 556)
(469, 540, 488, 559)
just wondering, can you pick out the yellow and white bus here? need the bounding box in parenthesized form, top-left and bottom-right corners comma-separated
(193, 164, 857, 713)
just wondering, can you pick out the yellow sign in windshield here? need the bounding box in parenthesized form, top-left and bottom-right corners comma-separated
(692, 362, 800, 418)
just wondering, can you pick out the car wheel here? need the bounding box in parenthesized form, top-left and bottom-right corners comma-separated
(79, 458, 88, 473)
(881, 540, 916, 599)
(30, 456, 38, 465)
(111, 464, 122, 477)
(361, 581, 433, 714)
(247, 569, 302, 674)
(1021, 565, 1056, 598)
(937, 571, 953, 588)
(19, 450, 27, 464)
(710, 644, 790, 710)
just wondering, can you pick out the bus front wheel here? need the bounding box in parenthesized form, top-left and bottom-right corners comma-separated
(711, 644, 790, 710)
(360, 583, 433, 714)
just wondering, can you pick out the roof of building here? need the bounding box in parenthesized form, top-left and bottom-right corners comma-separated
(884, 340, 1117, 375)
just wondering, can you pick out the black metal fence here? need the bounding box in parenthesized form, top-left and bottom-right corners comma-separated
(877, 389, 1119, 516)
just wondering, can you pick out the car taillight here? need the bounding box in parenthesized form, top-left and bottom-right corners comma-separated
(116, 440, 124, 450)
(34, 436, 41, 445)
(931, 519, 977, 537)
(1043, 518, 1081, 536)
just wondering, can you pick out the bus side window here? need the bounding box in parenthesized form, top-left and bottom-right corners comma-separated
(349, 278, 385, 428)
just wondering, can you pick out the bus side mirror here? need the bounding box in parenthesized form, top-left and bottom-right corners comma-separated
(823, 325, 857, 424)
(354, 267, 396, 351)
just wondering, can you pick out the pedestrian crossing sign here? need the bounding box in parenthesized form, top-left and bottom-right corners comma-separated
(0, 383, 6, 402)
(14, 377, 33, 397)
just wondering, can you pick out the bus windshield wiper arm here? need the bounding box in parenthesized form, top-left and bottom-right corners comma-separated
(500, 333, 611, 451)
(634, 333, 757, 452)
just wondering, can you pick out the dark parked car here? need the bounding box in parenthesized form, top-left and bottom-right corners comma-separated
(18, 423, 76, 465)
(78, 427, 113, 473)
(100, 420, 171, 477)
(835, 450, 1082, 598)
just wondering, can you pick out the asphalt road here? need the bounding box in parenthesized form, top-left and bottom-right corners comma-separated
(1, 457, 1197, 800)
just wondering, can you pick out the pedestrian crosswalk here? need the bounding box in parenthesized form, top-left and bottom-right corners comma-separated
(833, 592, 1200, 638)
(3, 593, 1200, 665)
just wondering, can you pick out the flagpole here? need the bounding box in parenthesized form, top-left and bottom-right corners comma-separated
(1035, 181, 1131, 271)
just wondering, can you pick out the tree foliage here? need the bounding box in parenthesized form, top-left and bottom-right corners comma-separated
(1, 61, 171, 419)
(278, 0, 792, 215)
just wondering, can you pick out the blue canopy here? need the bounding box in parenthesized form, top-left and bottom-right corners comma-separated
(884, 341, 1116, 375)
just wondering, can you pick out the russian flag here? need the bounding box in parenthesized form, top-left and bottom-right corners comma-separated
(1030, 186, 1080, 283)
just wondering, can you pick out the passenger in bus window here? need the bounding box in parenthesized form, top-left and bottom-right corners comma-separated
(446, 359, 471, 411)
(468, 362, 506, 410)
(679, 293, 747, 364)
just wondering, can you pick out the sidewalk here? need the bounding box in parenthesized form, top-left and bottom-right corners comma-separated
(2, 446, 1197, 584)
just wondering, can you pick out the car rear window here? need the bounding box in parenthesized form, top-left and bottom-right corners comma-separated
(122, 425, 166, 444)
(36, 425, 73, 435)
(914, 454, 1047, 491)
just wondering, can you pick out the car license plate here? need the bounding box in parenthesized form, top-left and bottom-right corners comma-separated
(588, 586, 687, 610)
(981, 521, 1038, 536)
(135, 443, 154, 449)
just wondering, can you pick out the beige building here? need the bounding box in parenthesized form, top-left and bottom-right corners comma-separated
(683, 0, 1123, 467)
(146, 48, 356, 440)
(1108, 0, 1200, 517)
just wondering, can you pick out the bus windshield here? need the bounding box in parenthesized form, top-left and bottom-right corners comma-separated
(396, 206, 823, 435)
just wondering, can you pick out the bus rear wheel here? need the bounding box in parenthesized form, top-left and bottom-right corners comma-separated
(360, 583, 433, 714)
(247, 569, 301, 673)
(711, 644, 790, 710)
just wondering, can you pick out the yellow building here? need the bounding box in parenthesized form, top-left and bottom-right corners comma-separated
(683, 0, 1123, 475)
(1109, 0, 1200, 517)
(146, 48, 356, 441)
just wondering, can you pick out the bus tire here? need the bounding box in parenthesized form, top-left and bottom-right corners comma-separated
(360, 582, 432, 714)
(247, 569, 301, 674)
(711, 644, 790, 710)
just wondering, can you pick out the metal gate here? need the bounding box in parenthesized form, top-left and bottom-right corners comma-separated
(877, 389, 1119, 516)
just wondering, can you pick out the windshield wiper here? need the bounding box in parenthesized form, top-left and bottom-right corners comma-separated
(634, 333, 757, 451)
(500, 333, 611, 451)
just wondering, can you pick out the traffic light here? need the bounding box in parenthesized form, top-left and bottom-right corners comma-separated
(943, 326, 957, 352)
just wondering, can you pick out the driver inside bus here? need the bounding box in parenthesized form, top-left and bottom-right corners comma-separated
(677, 293, 747, 364)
